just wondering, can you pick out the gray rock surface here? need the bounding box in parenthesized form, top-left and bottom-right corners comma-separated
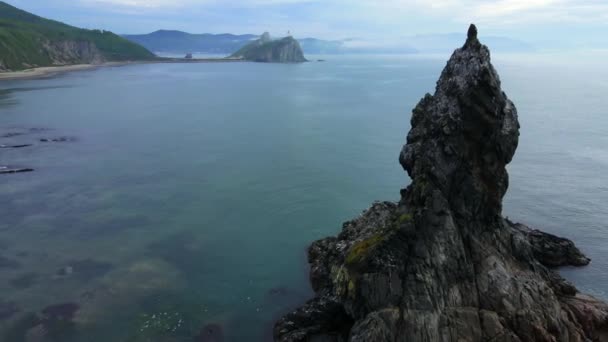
(42, 40, 105, 65)
(275, 25, 608, 342)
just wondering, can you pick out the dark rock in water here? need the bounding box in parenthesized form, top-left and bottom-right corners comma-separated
(197, 323, 225, 342)
(275, 25, 608, 342)
(0, 301, 20, 321)
(0, 144, 32, 148)
(0, 255, 20, 269)
(2, 127, 50, 138)
(39, 136, 76, 143)
(42, 303, 79, 321)
(147, 232, 206, 274)
(55, 266, 74, 277)
(2, 132, 25, 138)
(40, 303, 79, 340)
(69, 259, 112, 281)
(1, 312, 40, 341)
(9, 272, 40, 289)
(54, 259, 112, 282)
(0, 167, 34, 175)
(29, 127, 51, 133)
(2, 304, 79, 342)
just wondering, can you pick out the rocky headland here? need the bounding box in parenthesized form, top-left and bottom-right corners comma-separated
(275, 25, 608, 341)
(230, 32, 307, 63)
(0, 1, 155, 72)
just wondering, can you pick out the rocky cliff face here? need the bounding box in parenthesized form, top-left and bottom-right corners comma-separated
(230, 34, 307, 63)
(275, 25, 608, 342)
(42, 40, 105, 66)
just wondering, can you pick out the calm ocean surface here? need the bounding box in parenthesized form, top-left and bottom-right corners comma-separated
(0, 53, 607, 341)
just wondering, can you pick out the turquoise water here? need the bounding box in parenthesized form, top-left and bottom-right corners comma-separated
(0, 54, 607, 341)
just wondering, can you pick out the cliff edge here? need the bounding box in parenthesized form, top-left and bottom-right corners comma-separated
(274, 25, 608, 342)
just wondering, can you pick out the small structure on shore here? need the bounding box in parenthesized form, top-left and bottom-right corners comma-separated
(185, 53, 193, 59)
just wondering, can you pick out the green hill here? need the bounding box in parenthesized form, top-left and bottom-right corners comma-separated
(0, 1, 155, 71)
(230, 33, 307, 63)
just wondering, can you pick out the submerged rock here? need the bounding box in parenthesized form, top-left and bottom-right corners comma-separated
(0, 301, 20, 321)
(0, 166, 34, 175)
(197, 323, 225, 342)
(1, 132, 25, 138)
(9, 272, 40, 289)
(275, 25, 608, 342)
(39, 136, 76, 143)
(2, 303, 80, 341)
(67, 259, 112, 281)
(0, 144, 32, 148)
(0, 254, 20, 269)
(41, 303, 79, 321)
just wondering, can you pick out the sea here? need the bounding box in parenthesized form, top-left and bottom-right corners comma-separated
(0, 52, 607, 341)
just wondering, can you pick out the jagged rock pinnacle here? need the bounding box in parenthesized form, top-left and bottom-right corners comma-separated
(400, 22, 518, 221)
(274, 25, 608, 342)
(464, 23, 481, 49)
(468, 23, 477, 40)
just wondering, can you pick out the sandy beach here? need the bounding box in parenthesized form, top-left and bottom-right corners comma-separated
(0, 58, 243, 81)
(0, 62, 133, 81)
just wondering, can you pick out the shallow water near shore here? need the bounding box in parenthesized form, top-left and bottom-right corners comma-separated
(0, 53, 607, 341)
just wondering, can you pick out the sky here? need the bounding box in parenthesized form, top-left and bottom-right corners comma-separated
(6, 0, 608, 49)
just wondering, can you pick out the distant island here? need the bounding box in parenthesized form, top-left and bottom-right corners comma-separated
(229, 32, 307, 63)
(0, 1, 155, 71)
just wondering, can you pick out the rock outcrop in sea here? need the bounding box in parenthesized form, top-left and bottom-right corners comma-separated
(275, 25, 608, 342)
(229, 32, 307, 63)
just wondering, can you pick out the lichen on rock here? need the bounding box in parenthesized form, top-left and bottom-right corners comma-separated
(274, 25, 608, 342)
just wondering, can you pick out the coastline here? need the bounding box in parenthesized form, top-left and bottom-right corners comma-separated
(0, 58, 243, 81)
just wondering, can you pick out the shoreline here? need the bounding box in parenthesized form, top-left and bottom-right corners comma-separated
(0, 58, 243, 81)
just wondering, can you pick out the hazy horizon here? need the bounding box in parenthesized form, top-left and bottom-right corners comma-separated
(6, 0, 608, 52)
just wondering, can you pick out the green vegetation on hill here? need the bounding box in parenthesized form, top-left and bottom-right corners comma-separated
(0, 1, 155, 71)
(230, 33, 307, 63)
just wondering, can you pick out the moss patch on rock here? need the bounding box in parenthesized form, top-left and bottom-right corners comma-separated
(345, 234, 385, 267)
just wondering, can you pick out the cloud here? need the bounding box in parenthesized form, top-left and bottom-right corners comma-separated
(333, 0, 608, 26)
(82, 0, 316, 8)
(19, 0, 608, 46)
(78, 0, 608, 27)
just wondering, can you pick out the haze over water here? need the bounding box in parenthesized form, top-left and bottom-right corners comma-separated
(0, 53, 607, 341)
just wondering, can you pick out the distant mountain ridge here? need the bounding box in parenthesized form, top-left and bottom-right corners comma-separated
(123, 30, 258, 55)
(123, 30, 412, 55)
(0, 1, 155, 71)
(123, 30, 533, 55)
